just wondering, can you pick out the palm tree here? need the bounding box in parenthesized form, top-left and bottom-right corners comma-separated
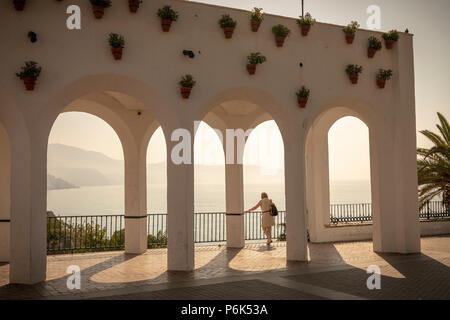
(417, 112, 450, 210)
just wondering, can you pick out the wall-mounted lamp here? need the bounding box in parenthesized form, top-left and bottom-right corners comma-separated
(183, 50, 195, 59)
(28, 31, 37, 43)
(299, 62, 303, 68)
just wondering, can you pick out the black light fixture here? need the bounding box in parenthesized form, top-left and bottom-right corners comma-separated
(183, 50, 195, 59)
(28, 31, 37, 43)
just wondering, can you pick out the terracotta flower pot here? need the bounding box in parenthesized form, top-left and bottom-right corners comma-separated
(92, 5, 105, 19)
(385, 39, 395, 49)
(297, 97, 308, 108)
(23, 77, 36, 91)
(349, 74, 359, 84)
(377, 79, 386, 89)
(111, 47, 123, 60)
(161, 19, 172, 32)
(275, 36, 286, 47)
(345, 33, 355, 44)
(128, 0, 140, 13)
(301, 25, 311, 36)
(251, 20, 261, 32)
(13, 0, 25, 11)
(180, 87, 192, 99)
(223, 27, 234, 39)
(368, 47, 377, 58)
(247, 64, 256, 75)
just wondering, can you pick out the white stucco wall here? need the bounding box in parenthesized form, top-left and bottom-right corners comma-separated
(0, 0, 420, 283)
(0, 121, 10, 262)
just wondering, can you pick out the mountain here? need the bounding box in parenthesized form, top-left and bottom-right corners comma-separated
(47, 174, 77, 190)
(47, 143, 285, 188)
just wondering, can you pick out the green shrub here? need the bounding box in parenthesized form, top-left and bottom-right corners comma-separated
(179, 74, 196, 88)
(346, 64, 363, 75)
(108, 33, 124, 48)
(247, 52, 267, 65)
(16, 61, 41, 79)
(343, 21, 360, 34)
(157, 5, 178, 21)
(219, 14, 237, 28)
(376, 69, 393, 80)
(382, 30, 399, 41)
(296, 86, 310, 98)
(297, 12, 316, 26)
(272, 24, 291, 37)
(368, 36, 382, 50)
(250, 7, 264, 22)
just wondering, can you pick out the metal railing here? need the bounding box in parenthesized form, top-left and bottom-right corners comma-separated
(46, 202, 448, 253)
(330, 203, 372, 224)
(329, 201, 449, 225)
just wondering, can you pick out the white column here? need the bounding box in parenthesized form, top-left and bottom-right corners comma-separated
(166, 124, 195, 271)
(285, 132, 309, 261)
(9, 134, 47, 284)
(225, 163, 245, 248)
(124, 146, 148, 254)
(0, 122, 10, 262)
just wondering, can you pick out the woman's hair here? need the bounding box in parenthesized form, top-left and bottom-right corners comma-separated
(261, 192, 268, 199)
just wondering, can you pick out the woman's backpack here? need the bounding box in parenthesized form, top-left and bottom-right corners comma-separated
(270, 203, 278, 216)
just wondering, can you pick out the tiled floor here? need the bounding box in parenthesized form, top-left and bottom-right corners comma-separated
(0, 236, 449, 300)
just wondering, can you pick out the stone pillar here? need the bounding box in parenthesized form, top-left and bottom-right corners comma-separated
(166, 124, 195, 271)
(285, 132, 309, 261)
(225, 163, 245, 248)
(0, 121, 10, 262)
(9, 134, 47, 284)
(124, 146, 148, 254)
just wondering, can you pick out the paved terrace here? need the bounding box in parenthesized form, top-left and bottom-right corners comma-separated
(0, 236, 449, 300)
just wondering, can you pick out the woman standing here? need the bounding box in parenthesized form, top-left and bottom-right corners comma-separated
(244, 192, 275, 245)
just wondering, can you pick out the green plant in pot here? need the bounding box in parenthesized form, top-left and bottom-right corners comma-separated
(219, 14, 237, 39)
(16, 61, 42, 91)
(179, 74, 196, 99)
(376, 69, 393, 88)
(109, 33, 125, 60)
(297, 12, 316, 36)
(89, 0, 112, 19)
(157, 6, 178, 32)
(368, 36, 382, 58)
(13, 0, 26, 11)
(250, 7, 264, 32)
(296, 86, 310, 108)
(246, 52, 267, 75)
(129, 0, 142, 13)
(346, 64, 363, 84)
(272, 24, 290, 47)
(382, 30, 399, 49)
(343, 21, 360, 44)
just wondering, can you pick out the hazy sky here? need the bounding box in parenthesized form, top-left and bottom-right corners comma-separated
(49, 0, 450, 181)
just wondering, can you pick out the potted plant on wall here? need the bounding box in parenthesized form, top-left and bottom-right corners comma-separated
(297, 12, 316, 36)
(109, 33, 125, 60)
(13, 0, 26, 11)
(382, 30, 399, 49)
(272, 24, 290, 47)
(219, 14, 237, 39)
(16, 61, 42, 91)
(367, 36, 382, 58)
(346, 64, 363, 84)
(246, 52, 267, 75)
(129, 0, 142, 13)
(90, 0, 112, 19)
(157, 6, 178, 32)
(250, 7, 264, 32)
(296, 86, 310, 108)
(179, 74, 196, 99)
(376, 69, 393, 88)
(343, 21, 359, 44)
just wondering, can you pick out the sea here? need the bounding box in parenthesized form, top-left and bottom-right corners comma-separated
(47, 180, 371, 216)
